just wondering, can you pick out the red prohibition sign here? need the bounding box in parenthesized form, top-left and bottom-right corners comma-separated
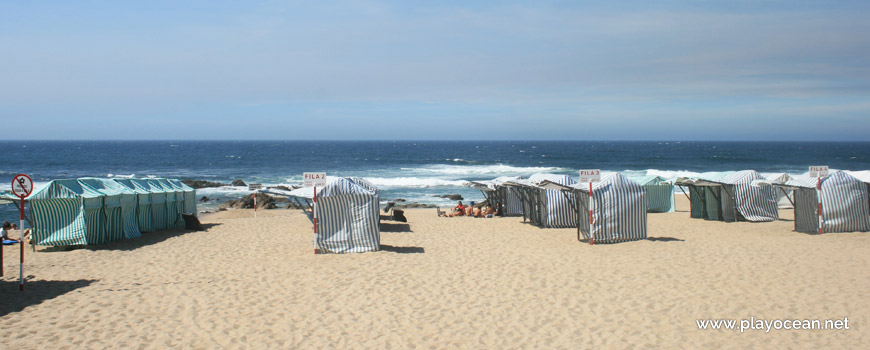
(12, 174, 34, 198)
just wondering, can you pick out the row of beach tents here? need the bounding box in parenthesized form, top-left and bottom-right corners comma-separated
(471, 173, 674, 244)
(2, 178, 196, 246)
(469, 170, 870, 244)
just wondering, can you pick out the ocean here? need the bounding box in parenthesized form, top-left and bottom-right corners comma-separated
(1, 141, 869, 220)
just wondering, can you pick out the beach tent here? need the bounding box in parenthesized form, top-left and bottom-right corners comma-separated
(166, 178, 197, 216)
(468, 176, 524, 216)
(846, 171, 870, 212)
(505, 173, 577, 228)
(114, 179, 155, 233)
(142, 179, 169, 231)
(765, 173, 795, 208)
(287, 177, 380, 254)
(79, 178, 142, 240)
(773, 171, 870, 234)
(630, 175, 675, 213)
(155, 178, 184, 228)
(675, 170, 778, 222)
(24, 179, 107, 246)
(540, 173, 647, 243)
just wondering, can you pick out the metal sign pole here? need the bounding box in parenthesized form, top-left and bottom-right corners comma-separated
(19, 198, 25, 291)
(313, 185, 318, 254)
(589, 182, 594, 245)
(818, 177, 823, 235)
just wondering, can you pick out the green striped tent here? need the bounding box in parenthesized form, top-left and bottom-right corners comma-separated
(155, 178, 184, 228)
(81, 178, 142, 240)
(78, 178, 127, 242)
(27, 179, 106, 246)
(166, 179, 197, 216)
(630, 175, 675, 213)
(114, 179, 155, 233)
(142, 179, 169, 231)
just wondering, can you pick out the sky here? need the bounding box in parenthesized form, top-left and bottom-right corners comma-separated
(1, 0, 869, 141)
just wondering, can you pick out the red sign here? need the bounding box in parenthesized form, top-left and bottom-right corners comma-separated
(11, 174, 33, 198)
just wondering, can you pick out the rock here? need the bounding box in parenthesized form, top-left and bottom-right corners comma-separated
(231, 179, 247, 187)
(434, 194, 463, 200)
(217, 193, 278, 209)
(285, 202, 304, 210)
(182, 179, 227, 189)
(394, 198, 406, 202)
(199, 196, 210, 202)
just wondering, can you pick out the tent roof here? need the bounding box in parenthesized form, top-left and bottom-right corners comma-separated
(846, 170, 870, 184)
(629, 175, 671, 186)
(540, 173, 632, 193)
(78, 178, 130, 196)
(286, 177, 377, 199)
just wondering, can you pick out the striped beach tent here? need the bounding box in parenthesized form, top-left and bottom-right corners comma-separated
(142, 179, 169, 231)
(774, 171, 870, 234)
(506, 173, 578, 228)
(630, 175, 675, 213)
(541, 173, 647, 243)
(469, 176, 524, 216)
(155, 178, 184, 228)
(166, 178, 197, 216)
(26, 179, 106, 246)
(288, 177, 380, 254)
(79, 178, 141, 241)
(676, 171, 778, 222)
(114, 178, 155, 233)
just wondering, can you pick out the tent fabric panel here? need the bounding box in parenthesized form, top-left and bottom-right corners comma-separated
(543, 188, 577, 228)
(721, 185, 739, 223)
(704, 187, 721, 220)
(645, 183, 675, 213)
(316, 192, 380, 253)
(590, 175, 647, 243)
(30, 198, 88, 246)
(734, 183, 779, 222)
(688, 186, 705, 219)
(794, 189, 819, 233)
(820, 172, 870, 233)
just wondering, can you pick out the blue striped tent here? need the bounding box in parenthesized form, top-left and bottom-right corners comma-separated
(114, 179, 155, 233)
(774, 171, 870, 234)
(155, 178, 184, 228)
(630, 175, 675, 213)
(507, 174, 578, 228)
(26, 179, 106, 246)
(166, 178, 197, 216)
(469, 176, 524, 216)
(79, 178, 142, 240)
(677, 171, 778, 222)
(541, 173, 647, 243)
(288, 177, 380, 254)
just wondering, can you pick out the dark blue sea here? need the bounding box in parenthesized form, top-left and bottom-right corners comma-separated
(1, 141, 869, 219)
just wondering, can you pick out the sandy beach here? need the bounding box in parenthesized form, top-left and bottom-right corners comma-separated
(2, 196, 869, 349)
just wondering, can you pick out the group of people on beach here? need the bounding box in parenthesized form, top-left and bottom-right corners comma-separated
(441, 201, 498, 218)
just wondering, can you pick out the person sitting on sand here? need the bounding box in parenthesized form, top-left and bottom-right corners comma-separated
(484, 206, 496, 218)
(472, 205, 482, 218)
(465, 201, 475, 216)
(447, 201, 466, 217)
(1, 221, 19, 243)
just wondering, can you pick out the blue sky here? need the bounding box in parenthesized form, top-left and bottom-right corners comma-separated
(2, 1, 869, 140)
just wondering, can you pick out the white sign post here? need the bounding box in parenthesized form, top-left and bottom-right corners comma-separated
(303, 173, 327, 254)
(11, 174, 33, 291)
(579, 170, 601, 245)
(809, 166, 828, 235)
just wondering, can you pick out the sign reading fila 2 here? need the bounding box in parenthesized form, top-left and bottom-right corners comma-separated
(303, 172, 327, 187)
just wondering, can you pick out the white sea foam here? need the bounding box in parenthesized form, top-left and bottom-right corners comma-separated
(363, 177, 469, 188)
(401, 164, 566, 176)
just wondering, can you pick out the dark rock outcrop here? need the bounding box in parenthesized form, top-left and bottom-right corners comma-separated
(199, 196, 209, 202)
(218, 193, 278, 210)
(435, 194, 463, 201)
(231, 179, 247, 187)
(182, 179, 227, 189)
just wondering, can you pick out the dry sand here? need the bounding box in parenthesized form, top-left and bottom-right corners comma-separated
(2, 197, 870, 349)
